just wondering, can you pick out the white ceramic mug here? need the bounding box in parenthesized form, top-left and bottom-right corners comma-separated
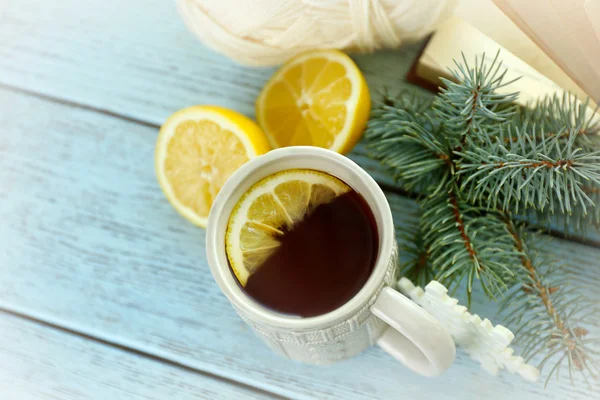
(206, 146, 455, 376)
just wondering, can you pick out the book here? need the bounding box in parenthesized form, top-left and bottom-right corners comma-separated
(411, 17, 598, 115)
(492, 0, 600, 105)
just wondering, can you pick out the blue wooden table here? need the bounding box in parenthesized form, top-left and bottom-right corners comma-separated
(1, 1, 599, 399)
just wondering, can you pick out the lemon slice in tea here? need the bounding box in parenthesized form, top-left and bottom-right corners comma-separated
(225, 169, 350, 286)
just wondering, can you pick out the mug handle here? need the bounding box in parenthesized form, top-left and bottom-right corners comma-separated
(371, 286, 456, 377)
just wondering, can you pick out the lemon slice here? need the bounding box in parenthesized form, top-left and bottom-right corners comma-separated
(256, 50, 371, 154)
(226, 169, 350, 286)
(155, 106, 271, 227)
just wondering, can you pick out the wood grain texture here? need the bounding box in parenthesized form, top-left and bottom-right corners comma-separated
(0, 0, 427, 190)
(0, 0, 425, 123)
(1, 87, 598, 399)
(1, 0, 597, 244)
(0, 312, 274, 400)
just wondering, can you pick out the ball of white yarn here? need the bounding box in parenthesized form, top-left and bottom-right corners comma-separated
(177, 0, 455, 66)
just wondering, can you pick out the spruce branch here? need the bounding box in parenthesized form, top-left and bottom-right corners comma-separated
(420, 188, 519, 306)
(519, 92, 600, 150)
(542, 182, 600, 233)
(456, 126, 600, 216)
(500, 219, 600, 386)
(398, 216, 435, 288)
(378, 89, 434, 121)
(366, 51, 600, 385)
(433, 51, 519, 144)
(366, 93, 452, 195)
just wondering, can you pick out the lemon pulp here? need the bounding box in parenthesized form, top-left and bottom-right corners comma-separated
(225, 169, 350, 285)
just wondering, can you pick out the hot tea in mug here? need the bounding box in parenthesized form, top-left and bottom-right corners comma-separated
(207, 147, 455, 376)
(225, 169, 378, 317)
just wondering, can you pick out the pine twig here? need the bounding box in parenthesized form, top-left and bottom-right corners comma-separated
(366, 92, 452, 195)
(434, 51, 518, 144)
(420, 188, 519, 306)
(518, 92, 600, 150)
(398, 216, 435, 288)
(456, 126, 600, 216)
(501, 218, 600, 386)
(366, 52, 600, 386)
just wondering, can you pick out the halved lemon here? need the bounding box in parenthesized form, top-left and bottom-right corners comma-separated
(256, 50, 371, 154)
(155, 106, 271, 227)
(226, 169, 350, 286)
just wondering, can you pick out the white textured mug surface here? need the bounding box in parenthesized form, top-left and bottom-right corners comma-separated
(206, 147, 455, 376)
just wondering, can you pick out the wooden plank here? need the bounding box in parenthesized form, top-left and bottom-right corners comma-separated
(1, 0, 598, 245)
(0, 0, 425, 123)
(0, 312, 273, 400)
(1, 88, 598, 399)
(0, 0, 428, 189)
